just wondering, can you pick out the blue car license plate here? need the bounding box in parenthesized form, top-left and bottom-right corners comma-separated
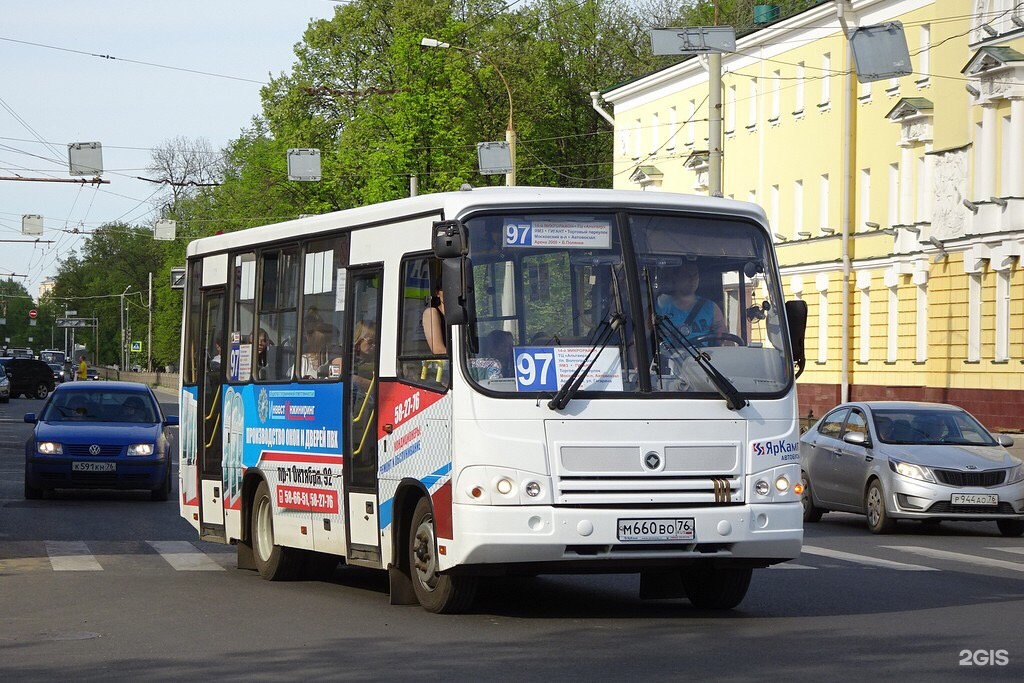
(72, 461, 116, 472)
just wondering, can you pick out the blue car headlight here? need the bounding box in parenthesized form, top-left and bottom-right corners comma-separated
(889, 459, 936, 483)
(37, 442, 63, 455)
(127, 443, 155, 456)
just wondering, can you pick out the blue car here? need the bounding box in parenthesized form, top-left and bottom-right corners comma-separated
(24, 381, 179, 501)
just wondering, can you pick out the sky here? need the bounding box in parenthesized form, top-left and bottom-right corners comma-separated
(0, 1, 342, 298)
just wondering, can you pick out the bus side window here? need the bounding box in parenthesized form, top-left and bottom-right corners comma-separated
(397, 255, 449, 389)
(299, 236, 349, 381)
(257, 248, 299, 382)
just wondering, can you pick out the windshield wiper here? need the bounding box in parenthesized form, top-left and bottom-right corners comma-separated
(548, 267, 628, 411)
(653, 312, 749, 412)
(547, 312, 625, 411)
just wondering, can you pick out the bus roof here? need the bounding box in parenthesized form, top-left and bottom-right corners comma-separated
(185, 186, 769, 258)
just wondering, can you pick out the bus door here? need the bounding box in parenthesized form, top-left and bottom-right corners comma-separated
(344, 267, 383, 563)
(198, 288, 227, 537)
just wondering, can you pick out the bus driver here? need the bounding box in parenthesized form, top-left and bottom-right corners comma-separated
(655, 261, 726, 340)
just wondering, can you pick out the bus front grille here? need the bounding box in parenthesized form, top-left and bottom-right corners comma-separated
(555, 475, 742, 505)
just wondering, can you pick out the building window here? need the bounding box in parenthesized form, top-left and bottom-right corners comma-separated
(916, 280, 928, 362)
(917, 24, 930, 87)
(632, 118, 641, 158)
(793, 180, 804, 237)
(820, 53, 831, 106)
(619, 129, 629, 158)
(819, 174, 830, 229)
(888, 163, 899, 226)
(726, 85, 736, 134)
(667, 106, 677, 151)
(887, 284, 899, 363)
(859, 279, 871, 364)
(816, 273, 829, 364)
(859, 80, 871, 102)
(687, 99, 696, 145)
(968, 272, 981, 362)
(650, 112, 659, 154)
(770, 70, 781, 122)
(748, 78, 758, 129)
(770, 184, 780, 232)
(995, 269, 1010, 362)
(795, 62, 805, 114)
(860, 168, 871, 230)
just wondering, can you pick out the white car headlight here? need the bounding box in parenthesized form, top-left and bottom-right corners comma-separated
(127, 443, 155, 456)
(37, 442, 63, 455)
(1006, 464, 1024, 485)
(890, 460, 936, 483)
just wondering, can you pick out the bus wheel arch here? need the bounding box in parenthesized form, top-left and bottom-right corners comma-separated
(249, 477, 304, 580)
(402, 489, 477, 613)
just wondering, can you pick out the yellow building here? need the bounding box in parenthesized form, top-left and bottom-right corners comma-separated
(598, 0, 1024, 430)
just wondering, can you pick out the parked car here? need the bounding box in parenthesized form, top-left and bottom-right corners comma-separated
(86, 367, 99, 381)
(47, 363, 67, 384)
(0, 363, 9, 403)
(0, 357, 56, 399)
(800, 401, 1024, 537)
(23, 381, 179, 500)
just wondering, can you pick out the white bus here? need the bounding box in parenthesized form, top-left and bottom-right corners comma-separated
(179, 187, 808, 612)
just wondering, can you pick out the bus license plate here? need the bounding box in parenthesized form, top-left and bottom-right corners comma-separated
(951, 493, 997, 506)
(617, 518, 695, 542)
(72, 461, 116, 472)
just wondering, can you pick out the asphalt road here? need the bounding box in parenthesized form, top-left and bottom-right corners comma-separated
(1, 389, 1023, 681)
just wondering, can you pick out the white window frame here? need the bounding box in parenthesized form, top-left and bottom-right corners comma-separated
(888, 163, 899, 227)
(995, 268, 1010, 362)
(748, 78, 758, 129)
(916, 24, 930, 87)
(968, 272, 981, 362)
(770, 184, 780, 232)
(820, 53, 831, 106)
(650, 112, 659, 154)
(860, 168, 871, 230)
(770, 70, 781, 122)
(819, 174, 830, 229)
(667, 106, 677, 151)
(795, 62, 805, 114)
(632, 118, 641, 159)
(687, 99, 696, 146)
(727, 85, 736, 134)
(793, 180, 804, 237)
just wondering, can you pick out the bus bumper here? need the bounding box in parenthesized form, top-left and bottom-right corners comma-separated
(447, 502, 802, 571)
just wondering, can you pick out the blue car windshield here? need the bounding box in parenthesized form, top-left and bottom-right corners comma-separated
(42, 390, 158, 423)
(872, 408, 996, 446)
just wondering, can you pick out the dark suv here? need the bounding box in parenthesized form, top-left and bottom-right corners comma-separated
(0, 358, 55, 399)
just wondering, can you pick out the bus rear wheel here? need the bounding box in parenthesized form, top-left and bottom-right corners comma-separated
(251, 480, 303, 580)
(408, 496, 477, 613)
(680, 564, 752, 610)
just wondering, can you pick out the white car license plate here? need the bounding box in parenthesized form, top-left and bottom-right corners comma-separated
(951, 493, 998, 506)
(72, 461, 116, 472)
(617, 518, 695, 542)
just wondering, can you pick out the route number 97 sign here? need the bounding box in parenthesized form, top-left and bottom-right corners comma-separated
(513, 346, 624, 393)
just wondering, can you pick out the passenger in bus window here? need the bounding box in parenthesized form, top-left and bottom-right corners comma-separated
(655, 261, 726, 340)
(256, 328, 271, 379)
(422, 286, 447, 355)
(480, 329, 515, 377)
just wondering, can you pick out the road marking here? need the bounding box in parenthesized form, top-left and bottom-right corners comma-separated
(801, 545, 937, 571)
(46, 541, 102, 571)
(989, 546, 1024, 556)
(884, 546, 1024, 573)
(147, 540, 224, 571)
(770, 562, 816, 570)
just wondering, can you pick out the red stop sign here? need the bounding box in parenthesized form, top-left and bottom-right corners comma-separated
(28, 309, 37, 319)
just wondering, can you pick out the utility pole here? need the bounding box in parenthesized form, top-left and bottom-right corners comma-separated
(147, 272, 153, 372)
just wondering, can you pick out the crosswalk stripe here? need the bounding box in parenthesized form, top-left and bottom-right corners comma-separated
(771, 562, 816, 570)
(801, 545, 937, 571)
(883, 546, 1024, 572)
(46, 541, 102, 571)
(989, 547, 1024, 556)
(147, 541, 224, 571)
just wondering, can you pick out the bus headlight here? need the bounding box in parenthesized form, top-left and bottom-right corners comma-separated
(457, 467, 552, 505)
(754, 479, 770, 496)
(495, 477, 514, 495)
(524, 481, 542, 498)
(774, 475, 790, 493)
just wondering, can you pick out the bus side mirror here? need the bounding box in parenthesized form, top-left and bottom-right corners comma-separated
(432, 220, 468, 258)
(785, 299, 808, 378)
(440, 257, 474, 326)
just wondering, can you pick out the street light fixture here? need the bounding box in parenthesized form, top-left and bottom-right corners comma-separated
(421, 36, 516, 186)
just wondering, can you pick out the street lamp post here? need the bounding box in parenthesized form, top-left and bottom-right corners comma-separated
(120, 285, 130, 371)
(421, 37, 516, 186)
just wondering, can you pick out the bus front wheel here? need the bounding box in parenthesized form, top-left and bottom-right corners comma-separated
(408, 496, 477, 613)
(251, 480, 303, 580)
(680, 564, 752, 610)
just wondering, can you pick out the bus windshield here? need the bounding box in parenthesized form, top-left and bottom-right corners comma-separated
(462, 211, 791, 398)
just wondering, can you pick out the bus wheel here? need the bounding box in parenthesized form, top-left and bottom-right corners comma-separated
(251, 480, 303, 580)
(680, 564, 752, 610)
(408, 496, 477, 613)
